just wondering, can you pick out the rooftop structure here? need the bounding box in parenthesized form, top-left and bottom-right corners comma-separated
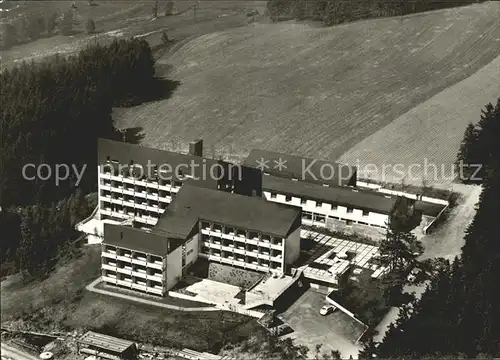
(102, 223, 183, 257)
(77, 331, 137, 360)
(262, 175, 397, 215)
(156, 183, 301, 239)
(243, 149, 357, 187)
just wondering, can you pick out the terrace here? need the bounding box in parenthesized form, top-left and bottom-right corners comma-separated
(295, 230, 389, 286)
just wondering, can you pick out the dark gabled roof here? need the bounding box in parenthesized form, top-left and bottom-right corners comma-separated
(155, 184, 301, 238)
(77, 331, 135, 354)
(97, 138, 230, 185)
(415, 201, 447, 217)
(262, 175, 398, 214)
(102, 223, 183, 257)
(243, 149, 357, 187)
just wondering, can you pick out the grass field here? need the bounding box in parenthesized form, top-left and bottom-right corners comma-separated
(114, 2, 500, 174)
(338, 55, 500, 187)
(0, 246, 262, 353)
(0, 1, 266, 69)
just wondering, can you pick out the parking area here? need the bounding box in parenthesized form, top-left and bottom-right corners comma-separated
(279, 289, 365, 358)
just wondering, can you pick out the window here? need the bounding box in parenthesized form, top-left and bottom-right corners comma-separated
(285, 195, 292, 202)
(363, 210, 369, 216)
(187, 249, 194, 256)
(270, 192, 277, 199)
(316, 201, 322, 208)
(315, 214, 326, 223)
(347, 207, 353, 213)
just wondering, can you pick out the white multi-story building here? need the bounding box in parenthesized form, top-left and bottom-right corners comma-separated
(243, 149, 399, 229)
(96, 138, 261, 231)
(100, 183, 301, 295)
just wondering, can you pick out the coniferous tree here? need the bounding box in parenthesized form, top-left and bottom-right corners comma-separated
(456, 122, 478, 183)
(86, 19, 96, 34)
(376, 99, 500, 358)
(1, 23, 18, 48)
(46, 12, 58, 35)
(60, 10, 74, 35)
(379, 227, 423, 274)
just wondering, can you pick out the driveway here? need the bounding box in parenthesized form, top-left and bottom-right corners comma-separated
(374, 184, 481, 342)
(279, 289, 364, 358)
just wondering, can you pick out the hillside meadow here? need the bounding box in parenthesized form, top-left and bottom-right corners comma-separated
(115, 2, 500, 181)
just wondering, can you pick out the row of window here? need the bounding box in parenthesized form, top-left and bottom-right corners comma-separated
(102, 164, 184, 188)
(103, 270, 163, 287)
(201, 222, 283, 244)
(102, 178, 181, 193)
(202, 248, 282, 269)
(202, 235, 283, 256)
(101, 190, 170, 209)
(103, 246, 163, 263)
(101, 203, 160, 218)
(270, 192, 370, 216)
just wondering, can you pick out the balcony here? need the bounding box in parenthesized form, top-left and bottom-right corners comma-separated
(132, 257, 147, 266)
(148, 287, 163, 295)
(148, 261, 163, 270)
(101, 264, 116, 272)
(102, 275, 117, 284)
(102, 251, 117, 260)
(131, 283, 147, 292)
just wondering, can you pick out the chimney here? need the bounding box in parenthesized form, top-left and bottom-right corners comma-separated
(189, 139, 203, 157)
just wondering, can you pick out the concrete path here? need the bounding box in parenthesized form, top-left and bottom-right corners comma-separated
(86, 278, 220, 312)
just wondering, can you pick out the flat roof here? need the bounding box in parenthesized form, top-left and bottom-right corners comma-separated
(262, 175, 397, 214)
(77, 331, 135, 354)
(103, 224, 183, 257)
(415, 201, 447, 217)
(98, 138, 229, 184)
(243, 149, 357, 187)
(155, 184, 301, 238)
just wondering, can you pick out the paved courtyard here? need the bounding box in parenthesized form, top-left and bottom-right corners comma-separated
(279, 289, 365, 358)
(299, 230, 389, 281)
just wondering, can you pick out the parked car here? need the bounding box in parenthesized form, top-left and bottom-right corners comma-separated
(320, 305, 336, 316)
(407, 267, 421, 282)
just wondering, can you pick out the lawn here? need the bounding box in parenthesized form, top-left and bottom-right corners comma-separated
(114, 2, 500, 176)
(0, 245, 262, 353)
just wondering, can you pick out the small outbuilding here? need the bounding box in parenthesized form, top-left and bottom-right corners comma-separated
(77, 331, 138, 360)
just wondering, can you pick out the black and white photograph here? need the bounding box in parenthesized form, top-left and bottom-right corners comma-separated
(1, 0, 499, 359)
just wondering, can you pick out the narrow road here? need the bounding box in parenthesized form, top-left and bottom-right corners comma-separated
(374, 184, 481, 343)
(1, 343, 39, 360)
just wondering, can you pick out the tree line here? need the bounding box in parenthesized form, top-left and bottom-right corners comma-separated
(361, 99, 500, 358)
(0, 191, 96, 281)
(1, 10, 75, 49)
(455, 99, 500, 184)
(0, 38, 158, 281)
(266, 0, 490, 25)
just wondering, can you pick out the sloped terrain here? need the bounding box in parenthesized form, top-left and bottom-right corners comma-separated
(115, 2, 500, 169)
(338, 55, 500, 186)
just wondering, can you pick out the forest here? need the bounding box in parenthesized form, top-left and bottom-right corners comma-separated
(266, 0, 492, 25)
(359, 99, 500, 359)
(0, 38, 161, 280)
